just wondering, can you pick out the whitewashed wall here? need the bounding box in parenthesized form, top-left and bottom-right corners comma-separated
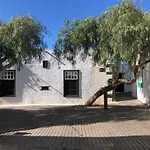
(131, 82, 137, 98)
(136, 63, 150, 105)
(1, 50, 112, 105)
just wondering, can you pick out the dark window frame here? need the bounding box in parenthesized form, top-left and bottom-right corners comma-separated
(43, 60, 49, 68)
(63, 70, 79, 97)
(40, 86, 50, 91)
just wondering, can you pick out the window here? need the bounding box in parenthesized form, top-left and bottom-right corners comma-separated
(40, 86, 49, 91)
(43, 60, 49, 68)
(0, 70, 15, 97)
(1, 71, 15, 80)
(64, 70, 79, 97)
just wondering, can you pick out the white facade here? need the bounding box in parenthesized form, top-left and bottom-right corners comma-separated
(0, 50, 113, 106)
(135, 63, 150, 105)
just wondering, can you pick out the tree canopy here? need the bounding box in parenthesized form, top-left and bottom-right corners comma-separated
(54, 0, 150, 79)
(0, 15, 48, 71)
(54, 0, 150, 105)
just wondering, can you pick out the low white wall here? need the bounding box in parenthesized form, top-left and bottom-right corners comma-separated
(131, 82, 137, 98)
(137, 63, 150, 105)
(1, 50, 112, 105)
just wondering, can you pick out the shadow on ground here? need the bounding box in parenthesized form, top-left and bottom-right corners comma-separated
(0, 104, 150, 134)
(0, 135, 150, 150)
(114, 92, 136, 101)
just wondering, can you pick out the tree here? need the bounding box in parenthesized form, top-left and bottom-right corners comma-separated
(0, 15, 48, 72)
(54, 0, 150, 106)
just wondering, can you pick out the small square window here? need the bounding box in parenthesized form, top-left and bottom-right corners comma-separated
(40, 86, 49, 91)
(43, 60, 49, 68)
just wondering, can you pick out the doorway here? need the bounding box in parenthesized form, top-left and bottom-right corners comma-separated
(0, 70, 15, 97)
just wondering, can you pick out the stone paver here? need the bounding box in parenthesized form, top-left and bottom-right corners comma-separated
(0, 100, 150, 150)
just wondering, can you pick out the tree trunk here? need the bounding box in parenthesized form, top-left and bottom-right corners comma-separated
(84, 58, 150, 106)
(85, 79, 136, 106)
(85, 85, 115, 106)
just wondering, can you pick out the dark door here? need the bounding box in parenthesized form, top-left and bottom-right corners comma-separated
(0, 70, 15, 97)
(0, 80, 15, 96)
(64, 80, 79, 97)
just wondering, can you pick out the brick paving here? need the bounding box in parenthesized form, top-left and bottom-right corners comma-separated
(0, 100, 150, 150)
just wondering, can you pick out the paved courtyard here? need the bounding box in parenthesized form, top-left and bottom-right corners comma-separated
(0, 100, 150, 150)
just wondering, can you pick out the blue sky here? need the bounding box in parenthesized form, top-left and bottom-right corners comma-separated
(0, 0, 149, 49)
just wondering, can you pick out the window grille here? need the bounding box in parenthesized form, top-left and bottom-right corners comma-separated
(1, 71, 15, 80)
(64, 70, 78, 80)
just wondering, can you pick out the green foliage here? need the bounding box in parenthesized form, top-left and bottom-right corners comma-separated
(0, 15, 48, 70)
(54, 0, 150, 72)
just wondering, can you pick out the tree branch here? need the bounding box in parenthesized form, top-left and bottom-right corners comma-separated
(0, 62, 15, 72)
(131, 58, 150, 79)
(137, 58, 150, 68)
(118, 78, 136, 85)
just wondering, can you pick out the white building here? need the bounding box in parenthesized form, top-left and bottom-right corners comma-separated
(0, 50, 112, 105)
(0, 50, 137, 106)
(132, 63, 150, 106)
